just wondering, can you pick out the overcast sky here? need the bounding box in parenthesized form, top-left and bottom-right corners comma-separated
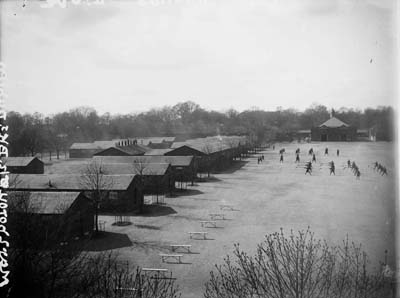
(1, 0, 397, 115)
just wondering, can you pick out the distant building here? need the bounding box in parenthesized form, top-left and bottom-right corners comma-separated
(166, 136, 248, 174)
(135, 137, 176, 149)
(69, 139, 150, 158)
(357, 126, 377, 141)
(311, 117, 357, 141)
(5, 157, 44, 174)
(93, 145, 149, 156)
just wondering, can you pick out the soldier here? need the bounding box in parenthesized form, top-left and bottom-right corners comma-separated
(272, 145, 275, 150)
(309, 148, 313, 155)
(347, 160, 351, 168)
(329, 161, 335, 175)
(356, 169, 361, 179)
(262, 154, 264, 161)
(305, 161, 312, 175)
(325, 147, 329, 155)
(280, 154, 283, 163)
(381, 166, 388, 176)
(337, 149, 340, 156)
(377, 164, 382, 174)
(295, 153, 300, 163)
(312, 153, 316, 163)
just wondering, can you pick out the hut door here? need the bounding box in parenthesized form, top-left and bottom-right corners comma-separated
(321, 134, 327, 141)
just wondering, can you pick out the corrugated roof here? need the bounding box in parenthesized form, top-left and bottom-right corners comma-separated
(4, 157, 41, 167)
(9, 191, 82, 214)
(10, 174, 136, 191)
(319, 117, 349, 128)
(93, 155, 193, 167)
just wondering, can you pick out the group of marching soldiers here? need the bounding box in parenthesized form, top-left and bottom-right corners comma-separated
(257, 155, 265, 164)
(348, 160, 361, 179)
(272, 146, 389, 179)
(373, 162, 388, 176)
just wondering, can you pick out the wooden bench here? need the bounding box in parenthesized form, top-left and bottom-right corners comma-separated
(220, 205, 235, 211)
(160, 254, 183, 263)
(142, 268, 169, 274)
(115, 287, 139, 292)
(200, 220, 217, 228)
(188, 231, 208, 239)
(98, 220, 106, 231)
(209, 213, 226, 220)
(170, 244, 192, 253)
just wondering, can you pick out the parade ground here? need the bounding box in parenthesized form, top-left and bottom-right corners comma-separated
(98, 142, 396, 298)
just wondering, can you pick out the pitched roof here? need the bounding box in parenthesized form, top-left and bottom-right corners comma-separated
(93, 155, 193, 167)
(46, 161, 171, 176)
(9, 191, 82, 214)
(93, 146, 147, 156)
(4, 157, 42, 167)
(145, 149, 173, 156)
(136, 137, 176, 146)
(170, 135, 247, 154)
(10, 174, 136, 191)
(319, 117, 349, 128)
(71, 140, 150, 155)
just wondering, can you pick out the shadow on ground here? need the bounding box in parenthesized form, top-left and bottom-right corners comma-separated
(215, 160, 249, 174)
(138, 204, 177, 217)
(130, 240, 168, 253)
(134, 224, 162, 230)
(196, 176, 222, 183)
(172, 189, 204, 197)
(83, 232, 133, 251)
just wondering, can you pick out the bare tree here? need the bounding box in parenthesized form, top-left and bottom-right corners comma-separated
(225, 139, 239, 161)
(5, 193, 181, 298)
(131, 158, 150, 208)
(132, 159, 166, 205)
(204, 228, 394, 298)
(132, 158, 149, 177)
(80, 160, 113, 234)
(77, 252, 181, 298)
(202, 144, 214, 178)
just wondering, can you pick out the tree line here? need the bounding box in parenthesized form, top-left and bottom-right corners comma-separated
(7, 101, 394, 157)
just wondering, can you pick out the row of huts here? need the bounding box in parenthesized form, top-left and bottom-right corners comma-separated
(6, 135, 253, 242)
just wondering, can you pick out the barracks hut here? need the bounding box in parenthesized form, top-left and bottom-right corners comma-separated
(5, 157, 44, 174)
(8, 191, 94, 241)
(311, 116, 356, 142)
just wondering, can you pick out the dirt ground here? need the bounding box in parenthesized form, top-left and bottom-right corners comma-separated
(97, 142, 397, 298)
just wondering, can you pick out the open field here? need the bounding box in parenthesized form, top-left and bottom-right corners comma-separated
(98, 142, 396, 298)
